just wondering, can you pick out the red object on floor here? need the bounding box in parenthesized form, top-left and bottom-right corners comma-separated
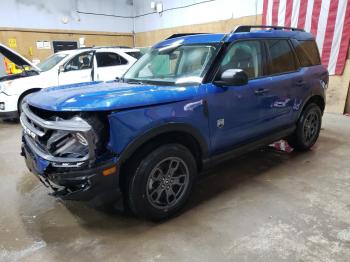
(345, 113, 350, 117)
(270, 140, 294, 153)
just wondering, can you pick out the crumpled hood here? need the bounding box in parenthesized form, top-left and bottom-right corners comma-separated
(27, 81, 200, 111)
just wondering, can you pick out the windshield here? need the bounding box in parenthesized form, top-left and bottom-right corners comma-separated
(124, 44, 218, 85)
(38, 53, 68, 72)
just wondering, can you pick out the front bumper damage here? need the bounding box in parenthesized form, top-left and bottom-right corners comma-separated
(22, 143, 121, 205)
(20, 102, 121, 205)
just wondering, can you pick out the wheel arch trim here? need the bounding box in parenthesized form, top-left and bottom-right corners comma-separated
(298, 94, 325, 118)
(118, 123, 209, 164)
(17, 88, 42, 110)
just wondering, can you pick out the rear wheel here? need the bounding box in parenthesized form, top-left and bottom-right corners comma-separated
(126, 144, 197, 220)
(288, 103, 322, 151)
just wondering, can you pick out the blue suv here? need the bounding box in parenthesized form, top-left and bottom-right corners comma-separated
(20, 26, 328, 220)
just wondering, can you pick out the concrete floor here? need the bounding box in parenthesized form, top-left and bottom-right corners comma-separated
(0, 113, 350, 262)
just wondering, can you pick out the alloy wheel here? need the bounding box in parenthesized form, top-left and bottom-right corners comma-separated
(303, 111, 320, 144)
(146, 157, 190, 209)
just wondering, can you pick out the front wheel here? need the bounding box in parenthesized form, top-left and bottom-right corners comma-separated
(288, 103, 322, 151)
(127, 144, 197, 220)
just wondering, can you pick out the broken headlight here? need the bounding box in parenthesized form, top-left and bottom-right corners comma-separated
(47, 130, 90, 159)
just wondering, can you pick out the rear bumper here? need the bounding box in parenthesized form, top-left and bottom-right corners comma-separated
(22, 142, 122, 205)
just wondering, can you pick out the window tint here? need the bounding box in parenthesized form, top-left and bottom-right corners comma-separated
(96, 52, 128, 67)
(266, 39, 297, 74)
(219, 40, 263, 79)
(65, 52, 93, 71)
(292, 39, 321, 67)
(126, 51, 142, 59)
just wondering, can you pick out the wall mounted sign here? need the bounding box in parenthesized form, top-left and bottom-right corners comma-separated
(36, 41, 51, 50)
(8, 38, 17, 49)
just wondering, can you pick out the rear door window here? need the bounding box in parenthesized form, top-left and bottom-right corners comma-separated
(96, 52, 128, 67)
(292, 39, 321, 67)
(266, 39, 297, 75)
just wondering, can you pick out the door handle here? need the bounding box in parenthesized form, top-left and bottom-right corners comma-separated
(254, 88, 269, 95)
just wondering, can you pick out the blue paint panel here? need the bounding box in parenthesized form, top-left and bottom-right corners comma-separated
(36, 156, 50, 175)
(27, 81, 201, 111)
(107, 96, 211, 155)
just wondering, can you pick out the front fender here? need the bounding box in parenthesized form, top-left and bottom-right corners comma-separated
(107, 99, 210, 162)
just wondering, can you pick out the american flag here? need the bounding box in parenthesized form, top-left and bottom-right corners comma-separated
(262, 0, 350, 75)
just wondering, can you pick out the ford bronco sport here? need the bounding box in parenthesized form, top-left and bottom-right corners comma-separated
(21, 26, 328, 220)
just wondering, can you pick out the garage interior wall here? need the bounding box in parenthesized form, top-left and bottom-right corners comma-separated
(134, 0, 262, 35)
(0, 0, 134, 62)
(0, 29, 133, 62)
(0, 0, 349, 113)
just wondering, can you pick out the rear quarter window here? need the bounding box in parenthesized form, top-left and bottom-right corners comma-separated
(292, 39, 321, 67)
(126, 51, 142, 59)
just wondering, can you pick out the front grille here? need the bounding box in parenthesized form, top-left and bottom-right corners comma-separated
(28, 104, 78, 120)
(20, 102, 95, 168)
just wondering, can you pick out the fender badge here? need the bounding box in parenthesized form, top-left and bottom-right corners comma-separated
(217, 118, 224, 128)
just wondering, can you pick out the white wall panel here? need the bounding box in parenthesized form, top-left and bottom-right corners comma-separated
(0, 0, 264, 33)
(134, 0, 263, 32)
(0, 0, 133, 33)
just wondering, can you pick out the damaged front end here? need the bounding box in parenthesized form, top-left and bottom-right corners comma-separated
(20, 102, 120, 204)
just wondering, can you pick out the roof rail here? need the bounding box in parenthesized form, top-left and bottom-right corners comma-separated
(76, 46, 93, 49)
(234, 25, 305, 33)
(166, 33, 209, 40)
(76, 46, 132, 50)
(93, 46, 132, 49)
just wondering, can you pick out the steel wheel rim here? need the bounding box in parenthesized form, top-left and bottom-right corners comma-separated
(146, 157, 190, 209)
(303, 111, 319, 143)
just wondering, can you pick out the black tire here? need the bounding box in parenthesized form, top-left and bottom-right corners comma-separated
(18, 97, 24, 115)
(126, 144, 197, 221)
(18, 94, 30, 117)
(288, 103, 322, 151)
(18, 90, 42, 117)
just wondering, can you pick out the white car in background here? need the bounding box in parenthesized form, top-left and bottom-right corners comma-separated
(0, 44, 141, 119)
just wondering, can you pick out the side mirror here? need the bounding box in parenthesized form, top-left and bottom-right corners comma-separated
(58, 65, 65, 74)
(215, 69, 248, 86)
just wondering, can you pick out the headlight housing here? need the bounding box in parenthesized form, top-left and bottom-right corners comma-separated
(0, 81, 12, 94)
(21, 102, 109, 168)
(47, 130, 90, 159)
